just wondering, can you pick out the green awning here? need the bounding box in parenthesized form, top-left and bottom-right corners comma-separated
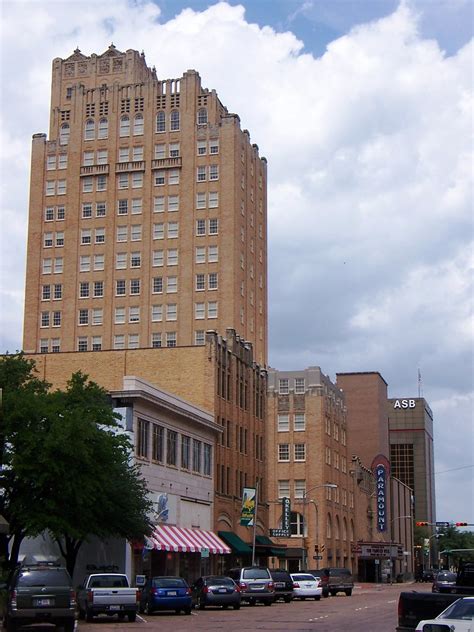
(218, 531, 252, 554)
(255, 535, 286, 556)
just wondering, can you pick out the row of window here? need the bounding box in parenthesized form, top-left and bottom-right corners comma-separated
(279, 377, 306, 394)
(136, 418, 212, 477)
(281, 512, 354, 539)
(278, 443, 306, 462)
(277, 413, 306, 432)
(46, 155, 67, 170)
(45, 180, 67, 196)
(41, 246, 220, 277)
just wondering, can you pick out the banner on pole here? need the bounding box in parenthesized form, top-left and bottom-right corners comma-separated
(240, 487, 256, 526)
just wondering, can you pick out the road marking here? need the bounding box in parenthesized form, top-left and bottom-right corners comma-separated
(137, 614, 147, 622)
(387, 599, 396, 603)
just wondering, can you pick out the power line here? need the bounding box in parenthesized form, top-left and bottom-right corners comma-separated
(435, 464, 474, 475)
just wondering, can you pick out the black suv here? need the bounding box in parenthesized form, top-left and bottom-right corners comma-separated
(3, 562, 76, 632)
(269, 569, 294, 603)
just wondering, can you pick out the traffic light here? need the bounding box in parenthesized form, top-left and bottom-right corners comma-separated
(416, 521, 429, 526)
(455, 522, 468, 526)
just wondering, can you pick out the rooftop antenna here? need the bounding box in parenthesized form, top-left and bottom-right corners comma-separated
(418, 368, 423, 397)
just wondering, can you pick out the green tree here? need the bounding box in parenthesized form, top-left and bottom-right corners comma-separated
(1, 355, 153, 577)
(438, 525, 474, 568)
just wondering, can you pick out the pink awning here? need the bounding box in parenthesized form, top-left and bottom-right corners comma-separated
(147, 524, 231, 554)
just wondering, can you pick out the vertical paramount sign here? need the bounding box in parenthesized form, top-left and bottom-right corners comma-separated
(371, 454, 391, 533)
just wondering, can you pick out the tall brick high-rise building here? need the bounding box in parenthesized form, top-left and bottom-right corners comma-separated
(23, 45, 268, 366)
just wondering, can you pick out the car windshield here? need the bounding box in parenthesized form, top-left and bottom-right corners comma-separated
(242, 569, 270, 580)
(89, 575, 128, 588)
(440, 599, 474, 620)
(206, 577, 234, 586)
(271, 572, 289, 580)
(292, 574, 316, 581)
(18, 569, 71, 587)
(153, 578, 186, 588)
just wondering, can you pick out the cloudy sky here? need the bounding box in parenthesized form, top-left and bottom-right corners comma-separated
(1, 0, 473, 524)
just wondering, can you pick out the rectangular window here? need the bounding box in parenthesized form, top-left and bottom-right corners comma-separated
(196, 274, 205, 291)
(132, 146, 144, 161)
(192, 439, 202, 473)
(116, 279, 126, 296)
(195, 302, 205, 319)
(57, 179, 66, 195)
(54, 257, 63, 273)
(82, 177, 93, 193)
(153, 277, 163, 294)
(42, 285, 51, 300)
(168, 195, 179, 212)
(294, 413, 306, 431)
(166, 303, 177, 321)
(197, 140, 206, 155)
(116, 253, 127, 269)
(152, 250, 164, 267)
(279, 378, 289, 394)
(294, 444, 306, 461)
(82, 203, 92, 219)
(115, 307, 126, 324)
(168, 169, 179, 185)
(117, 199, 128, 215)
(47, 155, 56, 170)
(154, 171, 165, 186)
(126, 306, 139, 324)
(41, 311, 50, 327)
(167, 249, 178, 266)
(78, 308, 89, 325)
(131, 198, 142, 214)
(208, 272, 218, 290)
(207, 301, 218, 319)
(79, 282, 89, 298)
(154, 144, 165, 159)
(196, 192, 206, 209)
(96, 175, 107, 191)
(295, 378, 305, 394)
(95, 228, 105, 244)
(46, 180, 55, 196)
(132, 172, 143, 188)
(39, 339, 49, 353)
(278, 480, 290, 499)
(83, 151, 94, 166)
(114, 335, 125, 349)
(169, 142, 180, 157)
(151, 332, 162, 348)
(92, 336, 102, 351)
(195, 330, 205, 345)
(197, 166, 206, 181)
(209, 164, 219, 180)
(153, 223, 164, 240)
(45, 207, 54, 221)
(181, 435, 191, 470)
(203, 444, 212, 476)
(130, 252, 141, 268)
(130, 278, 140, 295)
(208, 191, 218, 208)
(196, 247, 206, 263)
(294, 480, 306, 499)
(166, 332, 176, 347)
(167, 430, 178, 466)
(96, 202, 106, 217)
(92, 308, 103, 325)
(152, 425, 164, 461)
(209, 218, 218, 234)
(119, 147, 129, 163)
(116, 226, 127, 242)
(278, 444, 290, 461)
(97, 149, 108, 165)
(167, 222, 179, 238)
(209, 139, 219, 154)
(118, 173, 129, 189)
(151, 305, 163, 322)
(196, 219, 206, 235)
(128, 333, 139, 349)
(277, 414, 289, 432)
(44, 232, 53, 248)
(208, 245, 218, 262)
(81, 229, 92, 245)
(42, 258, 52, 274)
(137, 418, 149, 458)
(154, 196, 165, 213)
(131, 225, 142, 241)
(77, 336, 88, 352)
(93, 281, 104, 297)
(167, 276, 177, 293)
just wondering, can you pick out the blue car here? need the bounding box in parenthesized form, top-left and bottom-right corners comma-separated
(140, 576, 192, 615)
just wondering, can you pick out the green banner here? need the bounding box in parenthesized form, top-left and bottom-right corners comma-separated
(240, 487, 256, 526)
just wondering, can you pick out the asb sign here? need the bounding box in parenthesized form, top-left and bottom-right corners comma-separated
(371, 454, 390, 533)
(393, 399, 416, 409)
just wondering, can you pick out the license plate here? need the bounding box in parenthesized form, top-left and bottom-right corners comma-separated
(218, 588, 227, 593)
(34, 598, 53, 607)
(250, 585, 264, 590)
(167, 591, 177, 596)
(109, 605, 121, 611)
(304, 583, 313, 587)
(275, 582, 285, 588)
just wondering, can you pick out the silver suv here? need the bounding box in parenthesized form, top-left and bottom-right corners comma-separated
(228, 567, 274, 605)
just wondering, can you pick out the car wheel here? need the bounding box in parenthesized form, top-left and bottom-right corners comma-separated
(315, 596, 321, 601)
(264, 600, 272, 606)
(128, 612, 136, 622)
(323, 591, 329, 598)
(184, 607, 192, 615)
(86, 607, 94, 622)
(118, 613, 125, 620)
(63, 621, 75, 632)
(249, 598, 256, 606)
(233, 604, 241, 610)
(330, 591, 337, 596)
(345, 589, 352, 596)
(284, 596, 292, 603)
(222, 604, 229, 609)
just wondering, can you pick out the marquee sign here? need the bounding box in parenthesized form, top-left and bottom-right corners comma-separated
(371, 454, 390, 533)
(393, 399, 416, 409)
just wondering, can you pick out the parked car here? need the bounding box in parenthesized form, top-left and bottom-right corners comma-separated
(290, 573, 322, 600)
(432, 571, 457, 593)
(422, 569, 437, 583)
(269, 569, 294, 603)
(140, 576, 192, 615)
(316, 567, 354, 597)
(77, 572, 139, 622)
(227, 567, 275, 605)
(191, 576, 241, 610)
(2, 561, 76, 632)
(415, 596, 474, 632)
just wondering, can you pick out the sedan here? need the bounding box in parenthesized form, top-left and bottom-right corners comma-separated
(290, 573, 322, 600)
(140, 576, 192, 615)
(192, 576, 241, 610)
(432, 570, 457, 593)
(415, 596, 474, 632)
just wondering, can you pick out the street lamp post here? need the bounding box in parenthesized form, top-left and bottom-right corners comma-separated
(389, 515, 412, 584)
(301, 484, 338, 570)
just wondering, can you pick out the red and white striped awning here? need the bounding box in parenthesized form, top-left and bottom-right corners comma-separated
(146, 524, 231, 555)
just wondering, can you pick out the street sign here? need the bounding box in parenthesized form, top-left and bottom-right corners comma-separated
(281, 497, 291, 532)
(436, 522, 450, 528)
(270, 528, 290, 538)
(313, 555, 323, 560)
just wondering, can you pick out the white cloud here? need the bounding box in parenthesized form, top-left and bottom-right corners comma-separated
(0, 1, 472, 519)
